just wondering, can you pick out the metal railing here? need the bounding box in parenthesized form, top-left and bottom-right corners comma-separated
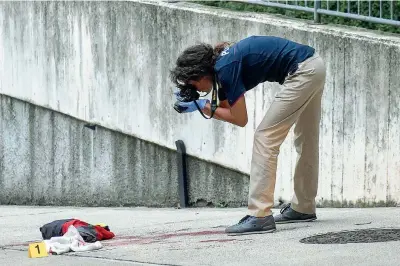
(240, 0, 400, 26)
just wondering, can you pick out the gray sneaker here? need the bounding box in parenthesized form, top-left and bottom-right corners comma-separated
(225, 215, 276, 236)
(274, 203, 317, 224)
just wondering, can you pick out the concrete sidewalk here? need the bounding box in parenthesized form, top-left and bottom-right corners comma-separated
(1, 206, 399, 266)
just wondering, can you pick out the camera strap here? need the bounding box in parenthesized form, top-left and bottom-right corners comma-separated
(194, 75, 218, 119)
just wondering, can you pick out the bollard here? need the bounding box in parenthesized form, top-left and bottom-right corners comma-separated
(175, 140, 188, 208)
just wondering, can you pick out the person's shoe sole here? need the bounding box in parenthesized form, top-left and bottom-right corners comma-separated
(226, 227, 276, 236)
(275, 217, 317, 224)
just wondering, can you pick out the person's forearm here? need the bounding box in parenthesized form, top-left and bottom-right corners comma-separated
(202, 102, 244, 127)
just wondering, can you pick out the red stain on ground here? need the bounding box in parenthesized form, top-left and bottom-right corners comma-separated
(158, 230, 226, 238)
(3, 241, 36, 247)
(106, 239, 161, 246)
(106, 230, 226, 247)
(199, 239, 236, 243)
(4, 231, 233, 249)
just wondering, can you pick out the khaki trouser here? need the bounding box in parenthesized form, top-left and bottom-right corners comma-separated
(248, 53, 326, 217)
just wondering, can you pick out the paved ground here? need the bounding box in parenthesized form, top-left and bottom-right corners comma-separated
(1, 206, 400, 266)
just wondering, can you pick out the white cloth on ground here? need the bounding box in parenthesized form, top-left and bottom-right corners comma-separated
(44, 225, 102, 255)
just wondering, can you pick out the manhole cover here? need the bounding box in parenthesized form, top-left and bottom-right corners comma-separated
(300, 228, 400, 244)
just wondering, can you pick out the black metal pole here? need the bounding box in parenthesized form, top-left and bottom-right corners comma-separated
(175, 140, 188, 208)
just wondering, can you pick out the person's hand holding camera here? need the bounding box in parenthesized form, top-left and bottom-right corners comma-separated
(173, 90, 209, 113)
(175, 99, 209, 113)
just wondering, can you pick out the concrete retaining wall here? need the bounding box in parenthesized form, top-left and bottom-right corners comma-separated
(0, 0, 399, 206)
(0, 94, 248, 207)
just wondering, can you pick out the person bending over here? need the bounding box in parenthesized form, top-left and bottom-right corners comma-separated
(170, 35, 326, 235)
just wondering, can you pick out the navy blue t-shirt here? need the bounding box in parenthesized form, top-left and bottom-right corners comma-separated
(214, 35, 315, 106)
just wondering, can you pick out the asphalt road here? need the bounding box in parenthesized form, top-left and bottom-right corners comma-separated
(1, 206, 400, 265)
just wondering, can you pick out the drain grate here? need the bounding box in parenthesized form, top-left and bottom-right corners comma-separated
(300, 228, 400, 244)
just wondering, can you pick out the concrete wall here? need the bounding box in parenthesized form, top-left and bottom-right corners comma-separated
(0, 94, 248, 207)
(0, 0, 399, 206)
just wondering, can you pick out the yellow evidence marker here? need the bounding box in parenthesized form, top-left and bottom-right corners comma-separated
(28, 242, 48, 258)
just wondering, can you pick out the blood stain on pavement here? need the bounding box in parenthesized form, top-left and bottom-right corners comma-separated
(106, 230, 226, 247)
(199, 239, 236, 243)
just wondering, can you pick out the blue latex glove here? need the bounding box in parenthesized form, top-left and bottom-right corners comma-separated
(175, 99, 209, 113)
(174, 90, 185, 102)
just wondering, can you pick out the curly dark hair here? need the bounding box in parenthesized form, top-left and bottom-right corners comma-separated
(169, 42, 232, 87)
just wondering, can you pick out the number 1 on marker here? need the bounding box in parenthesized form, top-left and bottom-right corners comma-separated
(28, 242, 48, 258)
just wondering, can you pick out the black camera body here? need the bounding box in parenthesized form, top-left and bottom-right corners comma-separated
(176, 84, 200, 102)
(173, 76, 218, 119)
(173, 84, 200, 113)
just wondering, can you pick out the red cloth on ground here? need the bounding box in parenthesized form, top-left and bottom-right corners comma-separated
(61, 219, 115, 241)
(62, 219, 89, 234)
(93, 225, 115, 240)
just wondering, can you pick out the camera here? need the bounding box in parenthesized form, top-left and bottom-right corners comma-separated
(173, 76, 218, 119)
(173, 84, 200, 113)
(175, 84, 200, 102)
